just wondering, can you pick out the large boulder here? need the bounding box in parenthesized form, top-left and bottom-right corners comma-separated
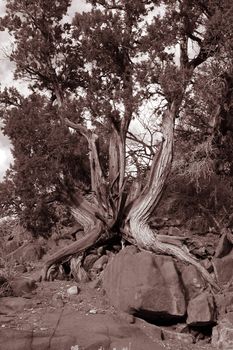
(8, 241, 44, 263)
(181, 265, 206, 300)
(103, 247, 186, 321)
(215, 230, 233, 258)
(187, 292, 217, 326)
(212, 252, 233, 286)
(10, 277, 37, 297)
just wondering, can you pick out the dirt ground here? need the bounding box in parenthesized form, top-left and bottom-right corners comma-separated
(0, 270, 217, 350)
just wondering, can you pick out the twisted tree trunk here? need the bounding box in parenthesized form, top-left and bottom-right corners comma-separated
(125, 104, 219, 291)
(41, 102, 219, 292)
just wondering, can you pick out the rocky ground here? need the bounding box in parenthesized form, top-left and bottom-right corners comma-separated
(1, 218, 233, 349)
(0, 273, 215, 350)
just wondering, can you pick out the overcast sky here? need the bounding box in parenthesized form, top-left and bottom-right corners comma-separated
(0, 0, 90, 180)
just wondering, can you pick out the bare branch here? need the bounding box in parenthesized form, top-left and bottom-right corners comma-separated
(64, 118, 91, 140)
(127, 131, 155, 156)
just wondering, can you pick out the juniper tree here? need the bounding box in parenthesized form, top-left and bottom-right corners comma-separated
(1, 0, 232, 286)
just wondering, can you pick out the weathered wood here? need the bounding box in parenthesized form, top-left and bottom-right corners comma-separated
(41, 220, 103, 280)
(65, 118, 108, 216)
(127, 220, 220, 292)
(125, 104, 220, 291)
(127, 104, 175, 222)
(108, 128, 126, 218)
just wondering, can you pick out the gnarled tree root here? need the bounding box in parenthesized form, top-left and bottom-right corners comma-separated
(41, 222, 103, 280)
(153, 239, 220, 293)
(128, 220, 220, 293)
(41, 219, 220, 295)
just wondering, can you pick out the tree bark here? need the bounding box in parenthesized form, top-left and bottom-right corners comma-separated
(125, 103, 220, 291)
(108, 128, 126, 219)
(41, 102, 220, 291)
(41, 220, 104, 280)
(65, 118, 109, 217)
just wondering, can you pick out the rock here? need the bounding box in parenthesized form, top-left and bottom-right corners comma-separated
(14, 264, 27, 274)
(158, 227, 169, 235)
(135, 317, 163, 340)
(212, 314, 233, 350)
(225, 312, 233, 323)
(0, 314, 15, 324)
(89, 309, 97, 314)
(0, 306, 165, 350)
(205, 245, 215, 256)
(181, 265, 206, 300)
(191, 246, 207, 258)
(103, 247, 186, 321)
(51, 294, 64, 308)
(10, 277, 37, 297)
(149, 216, 167, 229)
(168, 219, 182, 226)
(97, 246, 105, 255)
(0, 276, 12, 297)
(92, 255, 108, 271)
(0, 328, 77, 350)
(189, 216, 209, 233)
(201, 258, 213, 272)
(175, 323, 190, 334)
(84, 336, 110, 350)
(112, 244, 121, 252)
(187, 292, 216, 326)
(27, 270, 42, 282)
(5, 239, 20, 254)
(88, 278, 101, 289)
(0, 275, 8, 287)
(162, 328, 194, 344)
(215, 230, 233, 258)
(8, 241, 44, 263)
(213, 252, 233, 285)
(0, 329, 33, 350)
(83, 254, 99, 270)
(168, 226, 182, 236)
(119, 311, 135, 324)
(215, 293, 233, 315)
(0, 297, 33, 315)
(67, 286, 79, 296)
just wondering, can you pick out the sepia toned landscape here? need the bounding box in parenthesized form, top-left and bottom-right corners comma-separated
(1, 1, 233, 349)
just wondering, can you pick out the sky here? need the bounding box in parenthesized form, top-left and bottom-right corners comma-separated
(0, 1, 13, 179)
(0, 0, 90, 180)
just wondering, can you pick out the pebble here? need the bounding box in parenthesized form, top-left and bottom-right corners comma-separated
(51, 294, 64, 307)
(89, 309, 97, 314)
(67, 286, 79, 296)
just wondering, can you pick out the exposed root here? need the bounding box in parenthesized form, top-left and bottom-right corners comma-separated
(129, 219, 220, 293)
(41, 221, 103, 280)
(70, 255, 90, 282)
